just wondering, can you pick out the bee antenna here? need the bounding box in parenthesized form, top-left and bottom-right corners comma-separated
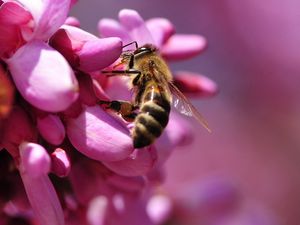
(122, 41, 138, 50)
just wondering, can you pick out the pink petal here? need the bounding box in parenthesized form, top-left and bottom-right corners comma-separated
(161, 34, 207, 61)
(77, 73, 98, 106)
(19, 142, 51, 178)
(19, 170, 64, 225)
(6, 40, 79, 112)
(49, 25, 96, 67)
(65, 16, 80, 27)
(92, 78, 111, 101)
(78, 37, 122, 72)
(0, 22, 24, 58)
(50, 25, 123, 72)
(66, 105, 133, 162)
(60, 98, 83, 119)
(2, 107, 37, 158)
(37, 114, 65, 145)
(0, 1, 32, 24)
(87, 196, 108, 225)
(103, 76, 132, 101)
(146, 194, 173, 225)
(18, 0, 71, 40)
(119, 9, 154, 46)
(146, 18, 175, 48)
(103, 146, 157, 177)
(173, 71, 218, 97)
(0, 2, 31, 57)
(51, 148, 71, 177)
(98, 18, 131, 44)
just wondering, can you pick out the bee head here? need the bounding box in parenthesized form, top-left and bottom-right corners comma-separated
(134, 44, 157, 56)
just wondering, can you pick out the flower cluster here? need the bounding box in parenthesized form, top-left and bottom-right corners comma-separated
(0, 1, 217, 225)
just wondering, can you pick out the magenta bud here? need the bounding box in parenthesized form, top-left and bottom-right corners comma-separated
(37, 114, 65, 145)
(51, 148, 71, 177)
(19, 142, 51, 178)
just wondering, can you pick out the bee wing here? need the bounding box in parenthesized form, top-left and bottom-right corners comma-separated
(169, 82, 211, 132)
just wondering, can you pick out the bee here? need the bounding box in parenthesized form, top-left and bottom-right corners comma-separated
(101, 42, 210, 148)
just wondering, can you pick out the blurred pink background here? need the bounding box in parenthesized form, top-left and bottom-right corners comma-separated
(71, 1, 300, 225)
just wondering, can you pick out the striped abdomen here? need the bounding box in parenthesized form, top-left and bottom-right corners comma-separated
(132, 86, 171, 148)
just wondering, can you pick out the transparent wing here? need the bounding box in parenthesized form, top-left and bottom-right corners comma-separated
(169, 82, 211, 132)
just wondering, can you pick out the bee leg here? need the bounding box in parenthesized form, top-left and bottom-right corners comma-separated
(99, 100, 138, 122)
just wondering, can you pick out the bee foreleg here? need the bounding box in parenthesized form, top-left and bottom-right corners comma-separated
(98, 100, 138, 122)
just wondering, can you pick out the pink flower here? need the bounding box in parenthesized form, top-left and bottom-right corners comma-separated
(98, 9, 206, 61)
(0, 5, 217, 225)
(0, 0, 79, 112)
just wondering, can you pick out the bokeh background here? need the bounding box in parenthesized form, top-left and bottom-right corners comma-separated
(71, 1, 300, 225)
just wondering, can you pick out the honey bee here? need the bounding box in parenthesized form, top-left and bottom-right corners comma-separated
(101, 42, 210, 148)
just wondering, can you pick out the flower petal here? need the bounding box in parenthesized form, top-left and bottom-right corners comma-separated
(161, 34, 207, 61)
(146, 194, 173, 225)
(78, 37, 122, 72)
(19, 142, 51, 178)
(18, 0, 71, 40)
(19, 170, 64, 225)
(66, 105, 133, 162)
(103, 146, 157, 177)
(2, 107, 37, 157)
(0, 1, 32, 24)
(173, 71, 218, 97)
(119, 9, 154, 46)
(77, 72, 98, 106)
(65, 16, 80, 27)
(146, 18, 175, 48)
(6, 40, 79, 112)
(51, 148, 71, 177)
(0, 2, 31, 57)
(87, 196, 108, 225)
(50, 25, 122, 72)
(37, 114, 65, 145)
(98, 18, 131, 44)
